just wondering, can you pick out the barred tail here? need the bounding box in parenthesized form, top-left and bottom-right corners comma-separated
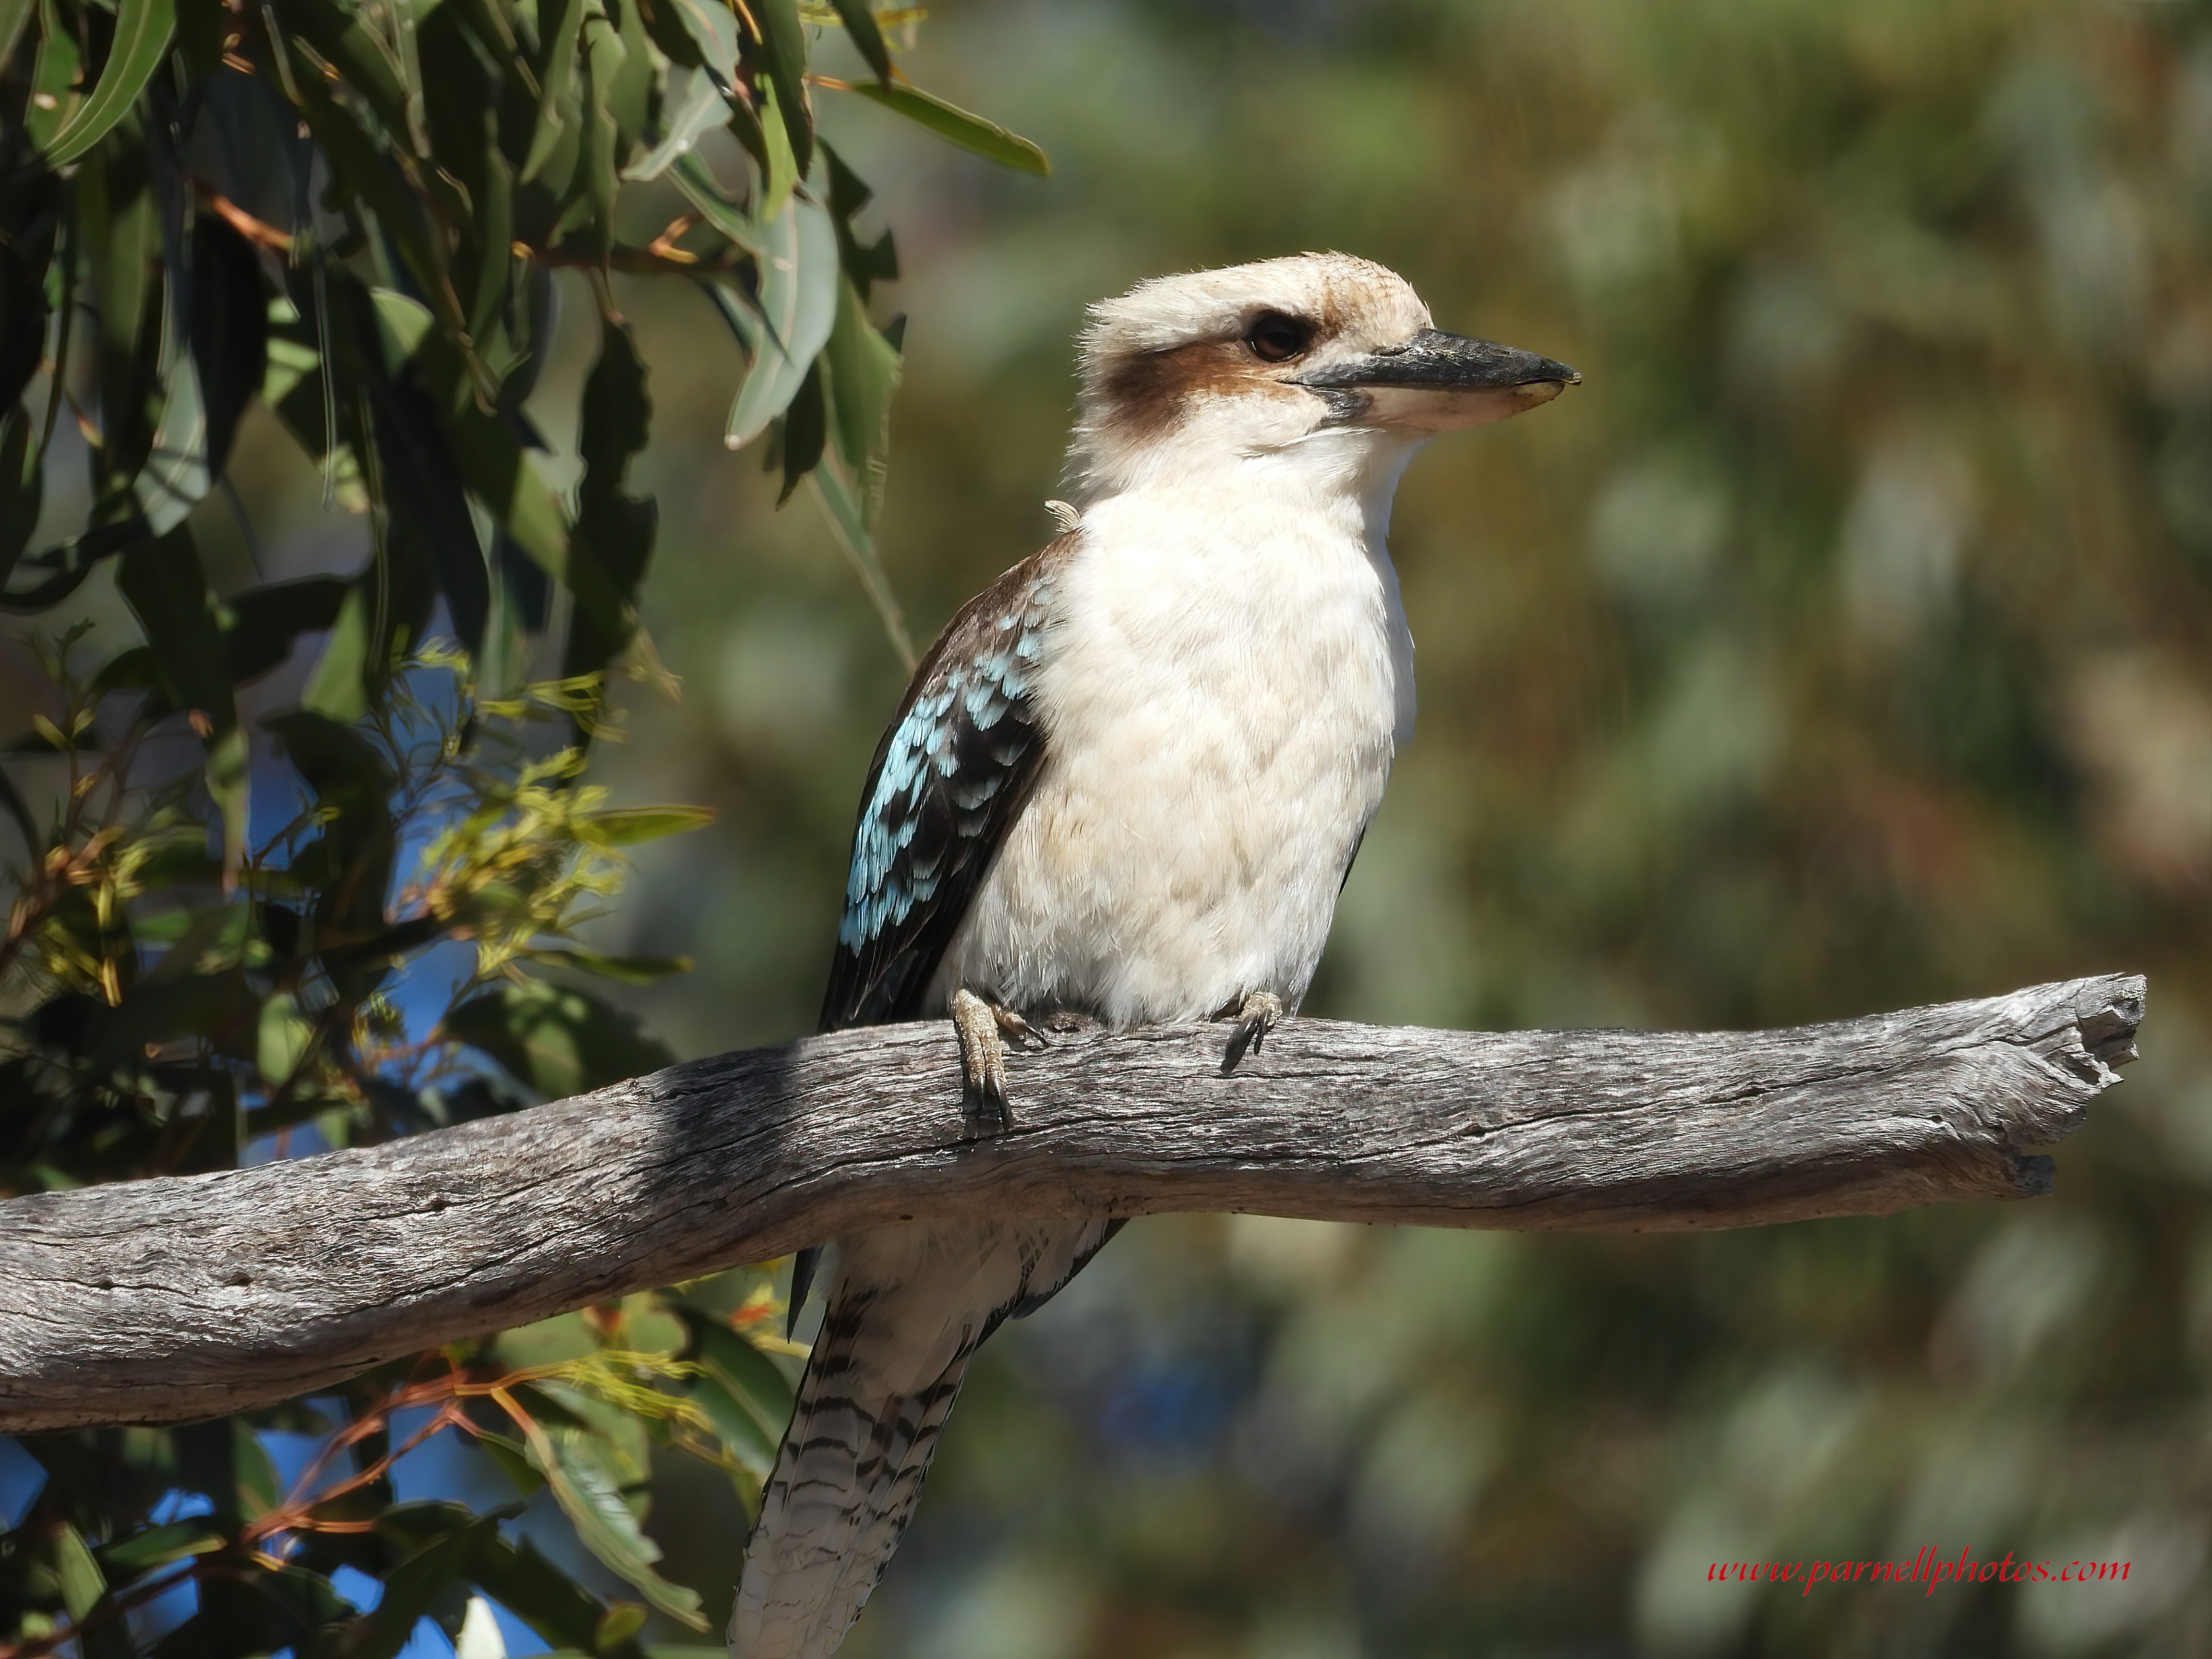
(728, 1218, 1119, 1659)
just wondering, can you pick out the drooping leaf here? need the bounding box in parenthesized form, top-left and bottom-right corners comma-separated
(224, 576, 349, 687)
(746, 0, 813, 177)
(843, 78, 1051, 176)
(564, 315, 656, 684)
(440, 978, 673, 1099)
(42, 0, 178, 165)
(301, 582, 372, 721)
(829, 0, 892, 84)
(469, 1531, 645, 1657)
(0, 0, 32, 76)
(116, 528, 247, 872)
(24, 0, 84, 152)
(187, 216, 270, 484)
(721, 192, 838, 450)
(527, 1425, 707, 1630)
(0, 406, 42, 589)
(822, 276, 901, 500)
(0, 229, 50, 415)
(623, 67, 727, 183)
(777, 355, 827, 503)
(670, 152, 763, 255)
(349, 1511, 503, 1659)
(524, 0, 588, 182)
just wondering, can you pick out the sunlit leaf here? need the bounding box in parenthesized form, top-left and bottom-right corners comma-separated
(42, 0, 177, 164)
(95, 1516, 225, 1578)
(577, 805, 716, 845)
(721, 193, 838, 450)
(528, 1425, 708, 1630)
(842, 78, 1050, 176)
(747, 0, 813, 176)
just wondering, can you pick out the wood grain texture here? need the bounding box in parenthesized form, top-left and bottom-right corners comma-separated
(0, 973, 2143, 1432)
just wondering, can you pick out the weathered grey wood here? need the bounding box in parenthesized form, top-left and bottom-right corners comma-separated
(0, 974, 2142, 1433)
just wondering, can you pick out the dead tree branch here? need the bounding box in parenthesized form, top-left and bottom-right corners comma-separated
(0, 973, 2143, 1433)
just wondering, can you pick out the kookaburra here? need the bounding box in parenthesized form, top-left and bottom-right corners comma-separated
(730, 253, 1577, 1657)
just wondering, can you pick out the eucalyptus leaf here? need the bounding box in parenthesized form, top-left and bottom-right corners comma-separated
(721, 192, 838, 450)
(529, 1425, 707, 1629)
(441, 979, 673, 1099)
(42, 0, 177, 165)
(844, 79, 1051, 176)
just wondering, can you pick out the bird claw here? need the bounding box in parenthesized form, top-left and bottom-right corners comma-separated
(952, 989, 1038, 1135)
(1221, 990, 1284, 1075)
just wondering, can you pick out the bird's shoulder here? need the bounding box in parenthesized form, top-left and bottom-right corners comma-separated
(821, 535, 1075, 1031)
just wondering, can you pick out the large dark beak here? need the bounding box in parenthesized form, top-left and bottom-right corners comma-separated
(1290, 328, 1580, 431)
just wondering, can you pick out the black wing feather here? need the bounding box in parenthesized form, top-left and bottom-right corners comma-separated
(819, 543, 1066, 1032)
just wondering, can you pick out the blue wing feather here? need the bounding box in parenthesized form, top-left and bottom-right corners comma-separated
(820, 544, 1063, 1031)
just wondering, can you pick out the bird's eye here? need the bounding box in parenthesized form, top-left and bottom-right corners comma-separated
(1246, 311, 1310, 363)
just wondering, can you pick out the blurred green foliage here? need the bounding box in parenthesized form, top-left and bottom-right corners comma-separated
(0, 0, 1049, 1651)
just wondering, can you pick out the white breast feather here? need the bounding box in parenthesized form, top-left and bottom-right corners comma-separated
(930, 448, 1416, 1024)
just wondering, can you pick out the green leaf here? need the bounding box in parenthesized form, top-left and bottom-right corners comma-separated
(805, 454, 914, 667)
(351, 1512, 501, 1659)
(564, 313, 656, 684)
(529, 1426, 707, 1630)
(117, 528, 247, 874)
(0, 407, 44, 589)
(828, 0, 891, 83)
(577, 805, 716, 845)
(623, 67, 727, 183)
(0, 0, 32, 76)
(844, 79, 1051, 176)
(477, 1431, 549, 1498)
(521, 947, 693, 985)
(524, 0, 588, 182)
(823, 276, 901, 499)
(670, 152, 764, 256)
(597, 1603, 649, 1646)
(683, 1314, 794, 1477)
(301, 583, 372, 721)
(750, 69, 800, 220)
(53, 1522, 107, 1617)
(747, 0, 813, 176)
(225, 576, 348, 687)
(441, 978, 674, 1099)
(24, 0, 83, 152)
(721, 193, 838, 450)
(469, 1533, 640, 1656)
(778, 355, 827, 504)
(256, 993, 313, 1086)
(42, 0, 177, 165)
(96, 1517, 226, 1578)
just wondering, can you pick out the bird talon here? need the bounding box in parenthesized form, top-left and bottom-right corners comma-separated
(1221, 990, 1284, 1074)
(993, 1006, 1048, 1050)
(953, 989, 1019, 1134)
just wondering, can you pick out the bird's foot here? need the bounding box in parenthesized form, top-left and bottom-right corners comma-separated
(1221, 990, 1284, 1075)
(951, 989, 1045, 1135)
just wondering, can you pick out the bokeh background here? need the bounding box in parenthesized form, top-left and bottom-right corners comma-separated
(24, 0, 2212, 1652)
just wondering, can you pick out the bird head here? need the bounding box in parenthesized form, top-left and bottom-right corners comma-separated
(1067, 252, 1577, 502)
